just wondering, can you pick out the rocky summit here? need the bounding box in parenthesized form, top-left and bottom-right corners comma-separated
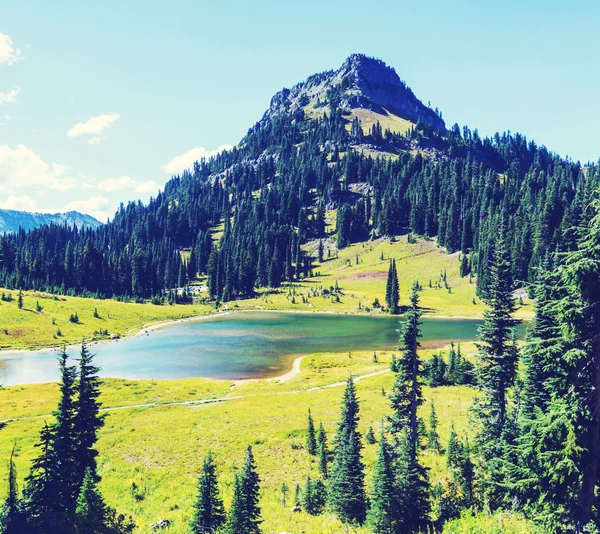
(265, 53, 445, 131)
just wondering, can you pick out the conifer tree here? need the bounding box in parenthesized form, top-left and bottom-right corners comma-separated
(225, 446, 261, 534)
(427, 401, 441, 452)
(0, 446, 25, 534)
(73, 342, 104, 491)
(327, 376, 366, 524)
(388, 281, 424, 456)
(317, 422, 329, 479)
(385, 259, 399, 314)
(306, 408, 317, 455)
(52, 348, 79, 515)
(74, 469, 107, 534)
(190, 452, 226, 534)
(472, 230, 520, 507)
(366, 433, 397, 533)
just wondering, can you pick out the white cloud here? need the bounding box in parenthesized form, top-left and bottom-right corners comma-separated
(97, 176, 137, 192)
(67, 113, 120, 137)
(0, 87, 19, 105)
(87, 136, 107, 145)
(0, 144, 78, 190)
(162, 144, 232, 175)
(0, 195, 39, 212)
(135, 181, 160, 194)
(0, 34, 21, 66)
(62, 196, 110, 222)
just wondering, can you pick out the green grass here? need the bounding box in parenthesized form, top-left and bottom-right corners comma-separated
(0, 347, 479, 533)
(0, 291, 213, 351)
(233, 235, 533, 320)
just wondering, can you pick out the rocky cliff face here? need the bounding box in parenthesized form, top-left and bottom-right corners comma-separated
(0, 209, 102, 234)
(265, 53, 445, 131)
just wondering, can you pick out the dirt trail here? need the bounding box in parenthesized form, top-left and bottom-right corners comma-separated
(1, 367, 390, 424)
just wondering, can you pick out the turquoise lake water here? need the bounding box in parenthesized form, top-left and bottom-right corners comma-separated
(0, 312, 524, 386)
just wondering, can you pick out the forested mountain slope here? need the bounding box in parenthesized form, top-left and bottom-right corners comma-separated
(0, 54, 597, 299)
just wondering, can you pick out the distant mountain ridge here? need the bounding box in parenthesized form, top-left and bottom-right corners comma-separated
(0, 209, 102, 234)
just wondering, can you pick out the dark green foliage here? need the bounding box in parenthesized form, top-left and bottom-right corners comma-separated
(306, 408, 316, 455)
(74, 469, 106, 534)
(427, 402, 441, 452)
(17, 291, 22, 309)
(388, 281, 424, 455)
(225, 446, 261, 534)
(73, 342, 104, 490)
(0, 446, 26, 534)
(385, 259, 399, 314)
(365, 425, 376, 445)
(327, 376, 366, 524)
(190, 452, 226, 534)
(301, 476, 326, 515)
(317, 422, 329, 479)
(366, 434, 397, 533)
(471, 230, 520, 508)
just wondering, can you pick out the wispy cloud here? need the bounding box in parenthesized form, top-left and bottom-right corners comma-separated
(162, 144, 232, 175)
(67, 113, 120, 137)
(87, 136, 107, 145)
(0, 87, 19, 105)
(62, 196, 111, 222)
(0, 34, 22, 66)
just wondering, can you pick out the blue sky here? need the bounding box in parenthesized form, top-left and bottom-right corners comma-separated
(1, 0, 599, 220)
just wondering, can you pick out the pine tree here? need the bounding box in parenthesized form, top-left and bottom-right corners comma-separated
(301, 475, 326, 515)
(472, 230, 520, 508)
(388, 281, 424, 456)
(327, 376, 366, 524)
(385, 259, 399, 314)
(17, 291, 22, 309)
(225, 446, 261, 534)
(366, 433, 397, 533)
(460, 254, 469, 277)
(74, 469, 107, 534)
(52, 348, 79, 516)
(317, 422, 329, 479)
(0, 446, 25, 534)
(365, 425, 376, 445)
(427, 401, 441, 452)
(190, 452, 226, 534)
(73, 342, 104, 491)
(306, 408, 317, 455)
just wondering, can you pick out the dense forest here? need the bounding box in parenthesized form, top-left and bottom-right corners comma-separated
(0, 56, 598, 302)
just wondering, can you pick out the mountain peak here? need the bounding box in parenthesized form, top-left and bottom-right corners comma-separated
(265, 54, 445, 132)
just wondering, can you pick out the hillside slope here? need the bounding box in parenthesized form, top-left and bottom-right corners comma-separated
(0, 54, 597, 304)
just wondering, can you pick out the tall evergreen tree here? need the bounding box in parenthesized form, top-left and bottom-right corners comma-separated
(427, 401, 441, 452)
(366, 433, 397, 533)
(74, 469, 107, 534)
(190, 452, 226, 534)
(0, 446, 25, 534)
(73, 342, 104, 491)
(317, 422, 329, 479)
(306, 408, 317, 455)
(472, 230, 520, 508)
(225, 446, 261, 534)
(327, 376, 366, 524)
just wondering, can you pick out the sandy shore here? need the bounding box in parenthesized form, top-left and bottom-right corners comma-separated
(233, 356, 305, 386)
